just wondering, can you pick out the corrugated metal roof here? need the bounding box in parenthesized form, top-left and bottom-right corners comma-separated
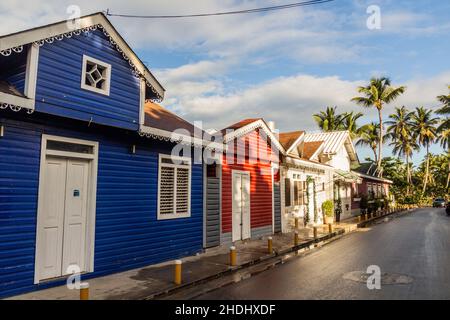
(303, 131, 349, 154)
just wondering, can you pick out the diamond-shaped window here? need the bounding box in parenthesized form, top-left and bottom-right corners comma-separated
(82, 57, 111, 95)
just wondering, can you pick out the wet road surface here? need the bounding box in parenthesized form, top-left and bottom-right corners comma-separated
(196, 208, 450, 299)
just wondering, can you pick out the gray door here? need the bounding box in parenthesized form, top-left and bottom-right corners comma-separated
(205, 177, 220, 248)
(273, 182, 282, 233)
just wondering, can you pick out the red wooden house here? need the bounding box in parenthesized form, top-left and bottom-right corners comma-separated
(211, 119, 285, 244)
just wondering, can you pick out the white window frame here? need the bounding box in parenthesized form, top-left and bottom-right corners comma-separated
(0, 43, 39, 111)
(157, 154, 191, 220)
(80, 54, 111, 96)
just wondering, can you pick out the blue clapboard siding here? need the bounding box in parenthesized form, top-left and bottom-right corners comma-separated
(0, 115, 203, 298)
(35, 30, 141, 131)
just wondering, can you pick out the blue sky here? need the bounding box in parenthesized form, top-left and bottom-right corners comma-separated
(1, 0, 449, 164)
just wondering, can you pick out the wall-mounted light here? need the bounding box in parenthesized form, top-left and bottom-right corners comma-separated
(0, 125, 4, 137)
(130, 144, 136, 154)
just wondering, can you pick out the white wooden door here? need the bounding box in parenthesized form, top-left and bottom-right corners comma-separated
(232, 171, 251, 242)
(241, 173, 251, 240)
(36, 157, 67, 280)
(36, 157, 89, 281)
(62, 159, 89, 275)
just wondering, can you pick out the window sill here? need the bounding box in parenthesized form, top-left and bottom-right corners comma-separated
(157, 213, 191, 220)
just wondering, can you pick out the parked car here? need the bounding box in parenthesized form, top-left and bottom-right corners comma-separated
(433, 198, 446, 207)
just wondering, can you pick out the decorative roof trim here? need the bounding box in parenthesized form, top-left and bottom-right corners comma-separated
(1, 102, 34, 114)
(283, 155, 332, 172)
(139, 125, 225, 151)
(0, 12, 164, 101)
(223, 119, 285, 154)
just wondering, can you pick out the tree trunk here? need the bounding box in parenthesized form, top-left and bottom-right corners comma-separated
(446, 149, 450, 189)
(377, 108, 383, 177)
(422, 144, 430, 195)
(372, 148, 378, 165)
(406, 154, 410, 195)
(446, 159, 450, 189)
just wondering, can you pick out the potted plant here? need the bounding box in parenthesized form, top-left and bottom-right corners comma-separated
(322, 200, 334, 224)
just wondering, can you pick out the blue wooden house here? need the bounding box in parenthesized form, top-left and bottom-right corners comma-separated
(0, 12, 220, 297)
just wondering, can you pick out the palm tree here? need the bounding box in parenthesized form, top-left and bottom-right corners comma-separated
(356, 122, 380, 165)
(385, 106, 417, 194)
(411, 107, 439, 194)
(436, 86, 450, 187)
(342, 111, 364, 140)
(313, 106, 346, 131)
(351, 77, 406, 176)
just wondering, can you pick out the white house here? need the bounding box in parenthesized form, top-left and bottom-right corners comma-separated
(278, 131, 334, 231)
(302, 131, 361, 221)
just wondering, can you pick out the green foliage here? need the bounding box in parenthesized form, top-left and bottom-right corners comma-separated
(322, 200, 334, 217)
(359, 194, 369, 212)
(374, 199, 382, 211)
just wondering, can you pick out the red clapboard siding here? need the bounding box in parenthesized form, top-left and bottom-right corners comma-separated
(222, 130, 278, 233)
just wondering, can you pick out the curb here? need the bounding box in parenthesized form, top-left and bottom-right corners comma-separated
(356, 208, 415, 228)
(144, 228, 345, 300)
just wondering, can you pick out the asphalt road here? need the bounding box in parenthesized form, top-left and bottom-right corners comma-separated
(196, 208, 450, 299)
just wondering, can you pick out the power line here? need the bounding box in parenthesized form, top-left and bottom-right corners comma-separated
(105, 0, 334, 19)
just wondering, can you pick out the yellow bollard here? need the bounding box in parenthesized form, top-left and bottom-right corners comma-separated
(294, 217, 299, 229)
(230, 246, 237, 266)
(267, 237, 273, 254)
(174, 260, 182, 285)
(313, 227, 318, 240)
(328, 223, 333, 234)
(79, 282, 89, 300)
(294, 231, 299, 246)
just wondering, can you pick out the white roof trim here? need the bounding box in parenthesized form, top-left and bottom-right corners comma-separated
(223, 119, 286, 155)
(285, 132, 305, 155)
(0, 12, 164, 100)
(284, 155, 332, 171)
(304, 130, 359, 164)
(0, 92, 34, 111)
(139, 125, 225, 151)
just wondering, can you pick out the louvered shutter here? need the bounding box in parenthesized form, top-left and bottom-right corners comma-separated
(159, 166, 175, 215)
(176, 167, 189, 214)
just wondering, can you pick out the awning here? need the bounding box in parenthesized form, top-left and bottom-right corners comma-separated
(334, 169, 362, 183)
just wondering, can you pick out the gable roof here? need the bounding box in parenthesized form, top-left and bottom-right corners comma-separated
(221, 118, 285, 154)
(140, 102, 223, 151)
(303, 131, 359, 164)
(221, 118, 261, 134)
(301, 141, 324, 160)
(0, 12, 164, 100)
(353, 162, 376, 175)
(278, 131, 304, 153)
(351, 162, 393, 184)
(143, 102, 202, 139)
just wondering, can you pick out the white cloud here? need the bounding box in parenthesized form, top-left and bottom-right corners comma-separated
(162, 69, 450, 133)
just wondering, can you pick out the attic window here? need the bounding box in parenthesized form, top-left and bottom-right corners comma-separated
(81, 55, 111, 96)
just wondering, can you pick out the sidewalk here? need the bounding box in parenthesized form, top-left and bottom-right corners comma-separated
(8, 224, 349, 300)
